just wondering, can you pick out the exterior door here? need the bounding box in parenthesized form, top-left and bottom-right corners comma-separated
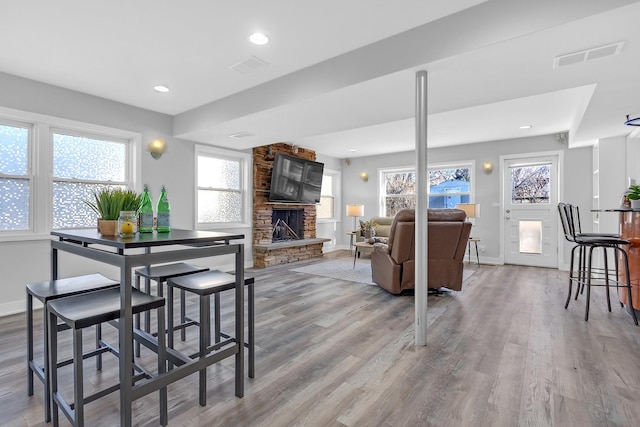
(502, 154, 559, 268)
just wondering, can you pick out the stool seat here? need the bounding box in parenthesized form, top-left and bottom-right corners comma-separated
(48, 287, 167, 426)
(135, 262, 209, 281)
(48, 288, 165, 330)
(27, 273, 118, 302)
(168, 270, 254, 296)
(26, 273, 119, 423)
(134, 262, 209, 357)
(166, 270, 255, 406)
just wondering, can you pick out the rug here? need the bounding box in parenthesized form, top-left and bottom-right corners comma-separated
(290, 257, 376, 285)
(290, 258, 475, 286)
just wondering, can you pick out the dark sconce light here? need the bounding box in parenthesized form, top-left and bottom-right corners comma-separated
(625, 115, 640, 126)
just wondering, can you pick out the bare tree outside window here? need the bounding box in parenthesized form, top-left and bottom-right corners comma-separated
(383, 171, 416, 216)
(510, 164, 550, 204)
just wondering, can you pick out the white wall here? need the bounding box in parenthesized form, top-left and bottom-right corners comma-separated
(341, 134, 593, 267)
(0, 72, 341, 316)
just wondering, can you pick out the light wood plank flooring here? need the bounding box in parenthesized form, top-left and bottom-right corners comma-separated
(2, 252, 640, 426)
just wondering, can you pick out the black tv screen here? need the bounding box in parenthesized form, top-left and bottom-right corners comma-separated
(269, 153, 324, 204)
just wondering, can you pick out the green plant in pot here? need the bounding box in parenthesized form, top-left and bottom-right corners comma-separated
(628, 185, 640, 210)
(85, 188, 141, 235)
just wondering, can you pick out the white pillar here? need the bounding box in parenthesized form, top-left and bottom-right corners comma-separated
(415, 70, 428, 346)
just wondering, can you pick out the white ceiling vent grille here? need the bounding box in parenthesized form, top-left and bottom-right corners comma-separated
(554, 41, 625, 68)
(228, 56, 268, 74)
(228, 131, 254, 139)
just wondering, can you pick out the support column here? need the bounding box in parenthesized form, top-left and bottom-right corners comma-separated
(415, 70, 428, 346)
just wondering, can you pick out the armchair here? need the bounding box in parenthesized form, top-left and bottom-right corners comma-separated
(371, 208, 471, 294)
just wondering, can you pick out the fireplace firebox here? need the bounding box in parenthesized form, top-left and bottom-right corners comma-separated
(272, 209, 304, 242)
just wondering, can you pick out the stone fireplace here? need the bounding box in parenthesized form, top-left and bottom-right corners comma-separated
(252, 143, 330, 268)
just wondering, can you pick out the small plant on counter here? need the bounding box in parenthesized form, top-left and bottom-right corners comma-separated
(84, 188, 141, 220)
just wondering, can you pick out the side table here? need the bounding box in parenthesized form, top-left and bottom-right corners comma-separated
(353, 241, 375, 268)
(346, 231, 358, 255)
(467, 237, 480, 265)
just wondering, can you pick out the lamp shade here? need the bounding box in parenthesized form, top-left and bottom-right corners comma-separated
(346, 204, 364, 217)
(456, 203, 478, 219)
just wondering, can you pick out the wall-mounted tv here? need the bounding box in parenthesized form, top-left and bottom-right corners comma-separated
(269, 153, 324, 204)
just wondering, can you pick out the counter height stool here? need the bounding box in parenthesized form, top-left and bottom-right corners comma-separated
(48, 287, 167, 427)
(26, 273, 119, 422)
(134, 262, 209, 356)
(559, 203, 638, 325)
(167, 270, 255, 406)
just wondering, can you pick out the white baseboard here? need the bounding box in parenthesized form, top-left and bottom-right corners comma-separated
(0, 299, 35, 317)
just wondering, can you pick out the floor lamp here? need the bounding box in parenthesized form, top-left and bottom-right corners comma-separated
(346, 204, 364, 232)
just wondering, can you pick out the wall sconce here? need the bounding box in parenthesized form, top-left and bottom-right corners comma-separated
(148, 138, 167, 159)
(482, 161, 493, 174)
(359, 172, 369, 182)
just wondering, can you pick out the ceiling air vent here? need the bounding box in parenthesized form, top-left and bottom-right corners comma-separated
(228, 131, 254, 139)
(553, 41, 625, 69)
(228, 56, 268, 74)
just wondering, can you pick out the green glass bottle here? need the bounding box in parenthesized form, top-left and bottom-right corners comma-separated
(138, 184, 154, 233)
(156, 185, 171, 233)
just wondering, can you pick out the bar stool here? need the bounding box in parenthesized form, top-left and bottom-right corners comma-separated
(134, 262, 208, 356)
(26, 273, 119, 422)
(48, 287, 167, 427)
(559, 203, 638, 324)
(166, 270, 255, 406)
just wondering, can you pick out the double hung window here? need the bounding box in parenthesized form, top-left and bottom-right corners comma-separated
(195, 145, 250, 227)
(52, 131, 129, 228)
(0, 108, 139, 237)
(380, 162, 473, 216)
(0, 121, 31, 231)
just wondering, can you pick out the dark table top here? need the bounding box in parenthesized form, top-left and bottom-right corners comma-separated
(51, 228, 245, 250)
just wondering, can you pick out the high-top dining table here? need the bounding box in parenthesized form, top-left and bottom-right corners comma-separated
(50, 228, 245, 427)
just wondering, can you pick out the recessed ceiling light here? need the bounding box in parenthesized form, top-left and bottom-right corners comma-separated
(154, 85, 170, 93)
(349, 149, 357, 152)
(519, 125, 532, 129)
(249, 32, 269, 46)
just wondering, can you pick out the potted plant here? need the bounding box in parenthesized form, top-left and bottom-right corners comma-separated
(85, 188, 141, 235)
(360, 219, 378, 239)
(628, 185, 640, 210)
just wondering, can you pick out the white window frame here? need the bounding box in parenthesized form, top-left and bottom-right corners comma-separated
(378, 166, 415, 216)
(0, 117, 34, 235)
(0, 106, 141, 241)
(378, 161, 476, 216)
(51, 127, 133, 229)
(427, 160, 475, 207)
(317, 168, 341, 223)
(194, 144, 251, 230)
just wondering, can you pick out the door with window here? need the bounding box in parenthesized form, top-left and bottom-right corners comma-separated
(502, 154, 559, 268)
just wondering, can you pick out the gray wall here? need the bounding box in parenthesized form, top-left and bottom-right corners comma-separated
(341, 134, 592, 266)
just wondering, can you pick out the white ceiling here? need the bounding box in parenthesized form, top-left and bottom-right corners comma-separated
(2, 0, 640, 158)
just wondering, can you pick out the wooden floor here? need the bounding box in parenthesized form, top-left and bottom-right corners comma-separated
(2, 251, 640, 426)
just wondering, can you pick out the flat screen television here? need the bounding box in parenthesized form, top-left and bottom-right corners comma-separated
(269, 153, 324, 204)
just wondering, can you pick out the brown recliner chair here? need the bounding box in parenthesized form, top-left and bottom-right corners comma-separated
(371, 208, 472, 294)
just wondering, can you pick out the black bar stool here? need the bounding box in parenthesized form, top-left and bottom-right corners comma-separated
(134, 262, 208, 356)
(48, 287, 167, 427)
(559, 203, 638, 324)
(167, 270, 255, 406)
(26, 273, 119, 422)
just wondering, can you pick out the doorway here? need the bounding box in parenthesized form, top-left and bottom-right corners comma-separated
(501, 153, 560, 268)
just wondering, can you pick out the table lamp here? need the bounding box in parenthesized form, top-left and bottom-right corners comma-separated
(346, 204, 364, 232)
(455, 203, 478, 222)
